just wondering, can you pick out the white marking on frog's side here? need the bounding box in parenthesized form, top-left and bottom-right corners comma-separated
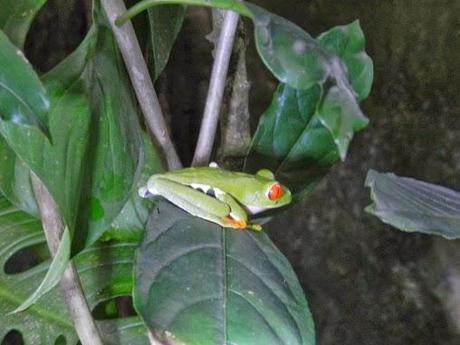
(245, 204, 268, 215)
(190, 183, 211, 193)
(209, 161, 220, 168)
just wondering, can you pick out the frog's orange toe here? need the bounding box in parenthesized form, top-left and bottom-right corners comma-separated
(223, 216, 247, 230)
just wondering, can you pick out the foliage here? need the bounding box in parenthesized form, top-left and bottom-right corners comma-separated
(0, 0, 378, 344)
(365, 170, 460, 239)
(134, 200, 314, 345)
(0, 195, 148, 344)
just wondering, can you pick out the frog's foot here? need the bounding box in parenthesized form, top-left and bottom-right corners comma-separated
(223, 216, 247, 230)
(246, 223, 262, 232)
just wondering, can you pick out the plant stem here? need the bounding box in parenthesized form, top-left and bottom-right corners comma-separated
(102, 0, 182, 171)
(192, 7, 240, 166)
(31, 173, 103, 345)
(115, 0, 252, 26)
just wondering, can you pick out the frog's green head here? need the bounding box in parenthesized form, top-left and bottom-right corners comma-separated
(243, 169, 292, 214)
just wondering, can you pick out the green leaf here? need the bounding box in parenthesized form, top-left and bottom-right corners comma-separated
(245, 21, 373, 197)
(244, 84, 339, 200)
(12, 227, 70, 313)
(317, 85, 368, 160)
(119, 1, 362, 91)
(0, 7, 144, 246)
(246, 2, 331, 90)
(83, 8, 144, 245)
(0, 30, 50, 137)
(0, 136, 38, 216)
(365, 170, 460, 239)
(0, 0, 47, 48)
(0, 194, 149, 344)
(147, 5, 185, 80)
(134, 200, 315, 345)
(317, 20, 373, 101)
(0, 31, 92, 240)
(102, 133, 165, 242)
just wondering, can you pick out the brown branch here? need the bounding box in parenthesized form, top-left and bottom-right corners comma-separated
(102, 0, 182, 171)
(31, 173, 103, 345)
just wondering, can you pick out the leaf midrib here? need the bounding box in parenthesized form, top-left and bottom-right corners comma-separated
(0, 285, 74, 329)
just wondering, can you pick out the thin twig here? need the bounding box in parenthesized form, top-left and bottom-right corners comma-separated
(102, 0, 182, 171)
(191, 8, 240, 166)
(31, 173, 103, 345)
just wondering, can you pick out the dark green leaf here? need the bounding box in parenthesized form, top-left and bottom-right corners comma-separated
(0, 136, 38, 216)
(134, 200, 315, 345)
(0, 8, 144, 246)
(0, 30, 50, 137)
(147, 5, 185, 80)
(365, 170, 460, 239)
(103, 134, 165, 242)
(0, 30, 93, 240)
(12, 227, 70, 313)
(83, 9, 144, 245)
(0, 0, 47, 48)
(245, 84, 339, 200)
(0, 195, 149, 344)
(245, 21, 373, 197)
(317, 20, 373, 101)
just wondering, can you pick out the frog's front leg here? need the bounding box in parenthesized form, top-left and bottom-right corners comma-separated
(144, 176, 251, 230)
(214, 191, 262, 232)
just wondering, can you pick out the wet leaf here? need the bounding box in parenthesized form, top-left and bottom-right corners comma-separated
(365, 170, 460, 239)
(0, 30, 50, 137)
(134, 200, 315, 345)
(0, 6, 144, 247)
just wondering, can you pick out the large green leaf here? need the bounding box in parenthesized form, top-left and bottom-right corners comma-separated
(0, 0, 47, 48)
(0, 31, 92, 243)
(0, 7, 144, 246)
(134, 200, 314, 345)
(0, 30, 50, 137)
(245, 21, 373, 198)
(0, 195, 149, 344)
(365, 170, 460, 239)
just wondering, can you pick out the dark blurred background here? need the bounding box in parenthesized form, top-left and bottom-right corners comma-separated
(12, 0, 460, 344)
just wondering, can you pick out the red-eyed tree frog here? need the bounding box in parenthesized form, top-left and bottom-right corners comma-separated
(138, 164, 291, 231)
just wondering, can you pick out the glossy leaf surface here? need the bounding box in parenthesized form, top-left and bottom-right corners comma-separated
(0, 0, 47, 48)
(134, 200, 315, 345)
(0, 8, 144, 246)
(245, 21, 373, 198)
(245, 84, 337, 200)
(0, 195, 149, 344)
(365, 170, 460, 239)
(0, 30, 50, 136)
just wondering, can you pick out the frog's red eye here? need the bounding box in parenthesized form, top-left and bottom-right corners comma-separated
(268, 183, 283, 201)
